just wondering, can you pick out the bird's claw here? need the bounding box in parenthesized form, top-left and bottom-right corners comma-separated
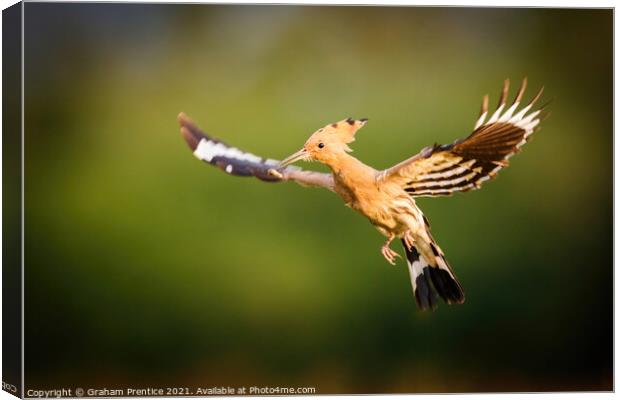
(403, 231, 416, 251)
(268, 168, 284, 179)
(381, 245, 401, 265)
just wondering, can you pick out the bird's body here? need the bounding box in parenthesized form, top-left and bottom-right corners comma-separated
(329, 155, 393, 227)
(328, 155, 426, 254)
(179, 78, 547, 311)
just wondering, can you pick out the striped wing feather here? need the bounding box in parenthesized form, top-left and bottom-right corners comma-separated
(178, 112, 301, 182)
(379, 79, 545, 197)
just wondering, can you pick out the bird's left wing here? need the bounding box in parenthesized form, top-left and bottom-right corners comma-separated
(376, 79, 546, 197)
(179, 113, 334, 191)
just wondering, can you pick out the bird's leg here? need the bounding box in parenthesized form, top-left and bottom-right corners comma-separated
(381, 234, 401, 265)
(403, 230, 416, 251)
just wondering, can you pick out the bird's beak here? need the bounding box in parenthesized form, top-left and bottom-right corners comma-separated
(279, 148, 309, 168)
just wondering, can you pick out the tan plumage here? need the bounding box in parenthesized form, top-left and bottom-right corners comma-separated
(180, 78, 547, 311)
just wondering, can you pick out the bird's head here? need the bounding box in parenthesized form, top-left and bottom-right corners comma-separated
(279, 117, 368, 167)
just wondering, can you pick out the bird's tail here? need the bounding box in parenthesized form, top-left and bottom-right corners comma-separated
(402, 238, 465, 311)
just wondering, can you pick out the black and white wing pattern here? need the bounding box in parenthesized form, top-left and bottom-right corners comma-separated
(378, 79, 546, 197)
(179, 112, 302, 182)
(179, 113, 335, 190)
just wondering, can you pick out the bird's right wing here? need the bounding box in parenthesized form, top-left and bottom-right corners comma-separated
(376, 79, 546, 197)
(178, 113, 335, 191)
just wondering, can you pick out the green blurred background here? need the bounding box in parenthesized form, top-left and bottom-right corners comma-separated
(22, 4, 611, 393)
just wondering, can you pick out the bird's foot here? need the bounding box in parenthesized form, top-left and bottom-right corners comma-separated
(381, 244, 401, 265)
(403, 230, 416, 251)
(268, 168, 284, 179)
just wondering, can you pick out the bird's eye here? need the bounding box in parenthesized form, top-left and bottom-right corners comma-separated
(318, 143, 325, 149)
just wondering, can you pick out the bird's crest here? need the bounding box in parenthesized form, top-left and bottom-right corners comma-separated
(317, 117, 368, 144)
(304, 117, 368, 155)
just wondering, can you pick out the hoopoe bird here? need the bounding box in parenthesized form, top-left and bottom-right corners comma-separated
(179, 79, 546, 311)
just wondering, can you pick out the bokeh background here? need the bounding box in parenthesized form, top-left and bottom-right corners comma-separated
(22, 4, 612, 393)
